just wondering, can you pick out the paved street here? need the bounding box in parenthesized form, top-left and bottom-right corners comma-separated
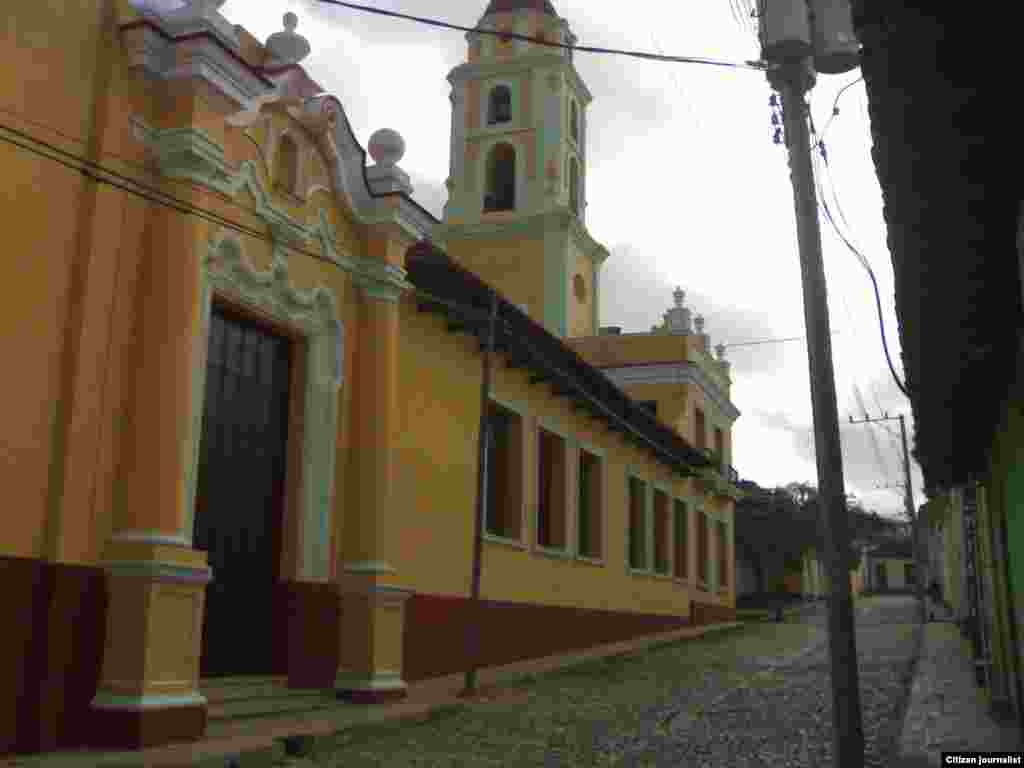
(281, 595, 920, 767)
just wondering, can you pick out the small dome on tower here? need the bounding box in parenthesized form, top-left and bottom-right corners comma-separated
(483, 0, 558, 15)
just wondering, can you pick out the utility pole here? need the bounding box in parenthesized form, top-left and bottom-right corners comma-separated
(767, 56, 865, 767)
(849, 412, 924, 621)
(461, 290, 499, 698)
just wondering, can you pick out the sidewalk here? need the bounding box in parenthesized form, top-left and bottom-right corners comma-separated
(897, 598, 1023, 766)
(2, 621, 743, 768)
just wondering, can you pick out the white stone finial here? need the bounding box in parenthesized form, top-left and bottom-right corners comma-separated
(366, 128, 412, 195)
(266, 12, 311, 65)
(715, 342, 727, 361)
(368, 128, 406, 168)
(673, 286, 684, 308)
(694, 314, 705, 334)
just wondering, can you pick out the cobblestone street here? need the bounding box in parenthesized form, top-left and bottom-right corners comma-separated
(280, 595, 921, 767)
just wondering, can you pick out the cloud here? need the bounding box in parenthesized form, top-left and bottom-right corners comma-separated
(407, 172, 447, 220)
(599, 243, 791, 378)
(742, 373, 922, 519)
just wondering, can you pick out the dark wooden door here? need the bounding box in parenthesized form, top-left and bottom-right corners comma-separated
(193, 304, 292, 678)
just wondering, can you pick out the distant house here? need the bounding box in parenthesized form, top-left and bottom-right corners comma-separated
(863, 540, 917, 593)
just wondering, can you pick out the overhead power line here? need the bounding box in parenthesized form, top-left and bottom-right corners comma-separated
(0, 119, 350, 274)
(819, 75, 864, 146)
(806, 112, 910, 399)
(315, 0, 768, 70)
(724, 332, 839, 349)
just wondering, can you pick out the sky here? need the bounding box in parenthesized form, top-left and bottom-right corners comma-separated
(184, 0, 923, 520)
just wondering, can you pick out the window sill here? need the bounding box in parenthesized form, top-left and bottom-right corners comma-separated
(483, 532, 528, 551)
(629, 568, 675, 582)
(575, 554, 604, 567)
(534, 545, 572, 560)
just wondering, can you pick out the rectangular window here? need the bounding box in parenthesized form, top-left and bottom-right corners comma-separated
(537, 427, 567, 549)
(697, 511, 709, 585)
(653, 489, 670, 574)
(695, 407, 707, 451)
(904, 562, 916, 587)
(628, 477, 648, 570)
(577, 449, 603, 558)
(673, 499, 688, 579)
(485, 401, 523, 540)
(718, 521, 729, 588)
(714, 427, 725, 463)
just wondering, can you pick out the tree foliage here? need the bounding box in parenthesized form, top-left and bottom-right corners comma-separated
(735, 480, 884, 594)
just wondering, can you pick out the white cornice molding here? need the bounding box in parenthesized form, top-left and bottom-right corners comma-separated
(567, 213, 609, 265)
(440, 207, 605, 255)
(120, 16, 269, 109)
(447, 54, 593, 104)
(599, 362, 741, 422)
(439, 208, 558, 240)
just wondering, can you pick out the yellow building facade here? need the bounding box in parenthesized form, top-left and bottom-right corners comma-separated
(0, 0, 740, 756)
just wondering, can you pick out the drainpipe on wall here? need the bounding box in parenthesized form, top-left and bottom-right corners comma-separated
(462, 289, 499, 698)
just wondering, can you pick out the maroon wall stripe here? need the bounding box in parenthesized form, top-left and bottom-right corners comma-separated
(403, 593, 735, 683)
(0, 553, 735, 756)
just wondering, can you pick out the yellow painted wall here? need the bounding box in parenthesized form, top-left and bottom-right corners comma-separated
(569, 334, 693, 369)
(0, 0, 370, 573)
(445, 234, 547, 324)
(394, 295, 734, 616)
(0, 142, 82, 559)
(0, 0, 162, 562)
(567, 233, 594, 338)
(616, 383, 687, 435)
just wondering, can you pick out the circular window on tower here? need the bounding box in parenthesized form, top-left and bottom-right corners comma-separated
(573, 273, 586, 302)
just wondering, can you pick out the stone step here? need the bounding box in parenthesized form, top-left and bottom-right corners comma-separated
(206, 692, 338, 722)
(201, 677, 319, 705)
(200, 676, 340, 722)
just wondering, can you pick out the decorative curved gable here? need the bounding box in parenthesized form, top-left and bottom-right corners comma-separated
(121, 9, 438, 240)
(131, 119, 411, 298)
(300, 94, 438, 239)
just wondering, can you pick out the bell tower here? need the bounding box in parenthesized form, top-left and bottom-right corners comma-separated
(440, 0, 609, 339)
